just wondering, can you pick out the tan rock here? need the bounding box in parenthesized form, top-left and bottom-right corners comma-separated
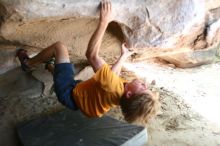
(0, 0, 219, 71)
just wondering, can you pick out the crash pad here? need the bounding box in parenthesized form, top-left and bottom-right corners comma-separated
(17, 109, 147, 146)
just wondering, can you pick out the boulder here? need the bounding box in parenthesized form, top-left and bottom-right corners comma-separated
(0, 0, 219, 70)
(0, 45, 19, 74)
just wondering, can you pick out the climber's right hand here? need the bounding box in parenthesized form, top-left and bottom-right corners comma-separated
(100, 0, 112, 24)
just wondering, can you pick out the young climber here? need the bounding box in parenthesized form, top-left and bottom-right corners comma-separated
(16, 0, 160, 125)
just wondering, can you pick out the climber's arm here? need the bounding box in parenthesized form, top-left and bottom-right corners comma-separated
(86, 0, 112, 72)
(111, 43, 134, 75)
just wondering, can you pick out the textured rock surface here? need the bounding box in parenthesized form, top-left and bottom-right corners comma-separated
(0, 67, 43, 98)
(0, 45, 18, 74)
(0, 0, 207, 47)
(0, 0, 219, 72)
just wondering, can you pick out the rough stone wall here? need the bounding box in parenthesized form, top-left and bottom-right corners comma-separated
(0, 0, 207, 47)
(0, 0, 219, 73)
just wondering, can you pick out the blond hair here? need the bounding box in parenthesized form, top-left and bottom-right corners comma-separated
(120, 91, 160, 125)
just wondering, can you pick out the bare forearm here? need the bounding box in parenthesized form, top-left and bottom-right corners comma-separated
(86, 21, 108, 58)
(111, 43, 134, 75)
(111, 55, 128, 75)
(85, 0, 112, 72)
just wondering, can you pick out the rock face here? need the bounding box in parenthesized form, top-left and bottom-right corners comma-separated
(0, 0, 219, 73)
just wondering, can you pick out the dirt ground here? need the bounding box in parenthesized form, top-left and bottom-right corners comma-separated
(122, 62, 220, 146)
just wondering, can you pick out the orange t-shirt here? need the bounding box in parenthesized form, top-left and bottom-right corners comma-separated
(72, 64, 126, 118)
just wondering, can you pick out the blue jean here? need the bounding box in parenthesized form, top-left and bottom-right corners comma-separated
(53, 63, 81, 110)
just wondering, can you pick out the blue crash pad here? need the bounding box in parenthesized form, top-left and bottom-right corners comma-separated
(17, 109, 147, 146)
